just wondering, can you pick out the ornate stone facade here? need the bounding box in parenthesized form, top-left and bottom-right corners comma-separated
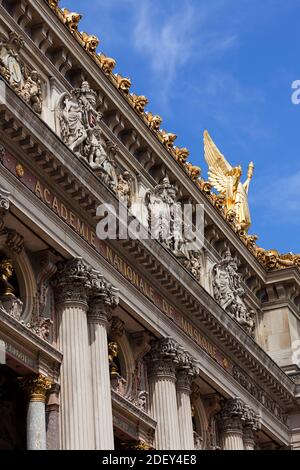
(0, 0, 298, 452)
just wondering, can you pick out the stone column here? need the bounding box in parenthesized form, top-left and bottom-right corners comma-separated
(176, 350, 195, 450)
(53, 258, 94, 450)
(88, 271, 119, 450)
(218, 398, 245, 450)
(243, 427, 256, 450)
(146, 338, 181, 450)
(20, 374, 52, 450)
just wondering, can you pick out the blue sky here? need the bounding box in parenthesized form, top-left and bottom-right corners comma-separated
(65, 0, 300, 253)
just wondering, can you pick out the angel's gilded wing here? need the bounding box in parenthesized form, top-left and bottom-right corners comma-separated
(204, 130, 233, 195)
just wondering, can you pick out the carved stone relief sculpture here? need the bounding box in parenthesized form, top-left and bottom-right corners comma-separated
(58, 81, 118, 190)
(0, 32, 42, 114)
(144, 176, 189, 256)
(212, 250, 256, 337)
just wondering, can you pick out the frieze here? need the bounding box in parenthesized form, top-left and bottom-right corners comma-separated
(232, 365, 287, 425)
(0, 336, 36, 369)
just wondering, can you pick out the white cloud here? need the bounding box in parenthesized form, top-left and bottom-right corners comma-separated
(132, 0, 237, 102)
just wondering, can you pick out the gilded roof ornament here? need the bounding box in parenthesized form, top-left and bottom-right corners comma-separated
(146, 112, 162, 131)
(174, 147, 189, 165)
(131, 94, 149, 114)
(256, 249, 300, 270)
(160, 130, 177, 150)
(62, 9, 82, 33)
(48, 0, 59, 9)
(81, 32, 100, 53)
(204, 130, 254, 232)
(115, 74, 131, 94)
(96, 53, 116, 75)
(185, 163, 201, 182)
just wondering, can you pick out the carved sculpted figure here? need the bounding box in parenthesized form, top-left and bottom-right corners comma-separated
(0, 32, 43, 114)
(108, 341, 119, 377)
(58, 81, 117, 188)
(0, 259, 15, 297)
(21, 70, 42, 114)
(212, 250, 256, 336)
(145, 177, 188, 255)
(204, 130, 254, 232)
(0, 259, 23, 319)
(116, 171, 132, 207)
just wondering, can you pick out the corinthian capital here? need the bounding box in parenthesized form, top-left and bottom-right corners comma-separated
(217, 397, 247, 432)
(146, 337, 179, 380)
(243, 404, 261, 431)
(52, 258, 91, 305)
(88, 270, 119, 324)
(19, 374, 52, 403)
(176, 348, 195, 393)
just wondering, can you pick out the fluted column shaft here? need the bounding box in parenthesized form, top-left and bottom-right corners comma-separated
(221, 418, 244, 450)
(176, 371, 194, 450)
(147, 339, 181, 450)
(54, 259, 94, 450)
(243, 427, 256, 450)
(20, 375, 52, 450)
(88, 301, 114, 450)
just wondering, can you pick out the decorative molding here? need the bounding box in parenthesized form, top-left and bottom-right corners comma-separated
(232, 365, 287, 425)
(110, 316, 125, 338)
(5, 229, 24, 254)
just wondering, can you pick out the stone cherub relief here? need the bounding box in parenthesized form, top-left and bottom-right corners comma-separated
(0, 259, 23, 320)
(0, 32, 43, 114)
(212, 250, 256, 336)
(204, 130, 254, 232)
(58, 81, 118, 190)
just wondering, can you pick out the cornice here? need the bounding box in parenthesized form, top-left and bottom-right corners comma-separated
(0, 306, 62, 364)
(111, 389, 157, 430)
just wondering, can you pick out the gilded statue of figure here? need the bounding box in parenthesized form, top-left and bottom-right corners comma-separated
(204, 130, 254, 231)
(108, 341, 119, 377)
(0, 259, 15, 297)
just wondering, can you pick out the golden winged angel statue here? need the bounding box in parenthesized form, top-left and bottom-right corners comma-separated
(204, 130, 254, 232)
